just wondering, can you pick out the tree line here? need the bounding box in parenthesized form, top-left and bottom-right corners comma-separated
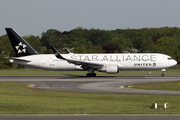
(0, 27, 180, 69)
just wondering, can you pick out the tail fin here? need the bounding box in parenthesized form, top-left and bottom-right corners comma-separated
(5, 28, 38, 57)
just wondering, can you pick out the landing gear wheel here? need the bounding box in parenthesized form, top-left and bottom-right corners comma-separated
(92, 73, 96, 77)
(86, 73, 96, 77)
(161, 74, 164, 77)
(161, 69, 165, 77)
(86, 73, 90, 77)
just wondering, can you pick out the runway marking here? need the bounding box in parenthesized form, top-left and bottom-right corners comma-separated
(36, 87, 74, 89)
(27, 84, 36, 88)
(35, 86, 121, 90)
(119, 85, 124, 88)
(80, 87, 121, 90)
(75, 81, 85, 87)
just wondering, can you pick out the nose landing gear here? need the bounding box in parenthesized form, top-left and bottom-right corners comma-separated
(161, 69, 166, 77)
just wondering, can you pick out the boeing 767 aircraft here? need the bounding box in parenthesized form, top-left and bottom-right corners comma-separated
(5, 28, 177, 77)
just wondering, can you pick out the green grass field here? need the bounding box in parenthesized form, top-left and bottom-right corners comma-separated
(0, 82, 180, 114)
(0, 69, 180, 114)
(125, 81, 180, 91)
(0, 68, 180, 75)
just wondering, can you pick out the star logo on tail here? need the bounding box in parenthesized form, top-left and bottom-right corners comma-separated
(15, 42, 27, 53)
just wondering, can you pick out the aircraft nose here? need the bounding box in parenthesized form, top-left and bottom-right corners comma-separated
(172, 60, 177, 66)
(174, 60, 177, 65)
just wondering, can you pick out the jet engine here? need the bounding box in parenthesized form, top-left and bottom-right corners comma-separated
(98, 64, 119, 74)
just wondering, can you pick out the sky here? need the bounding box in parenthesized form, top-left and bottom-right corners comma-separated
(1, 0, 180, 37)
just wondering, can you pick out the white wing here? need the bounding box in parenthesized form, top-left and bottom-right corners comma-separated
(51, 46, 104, 69)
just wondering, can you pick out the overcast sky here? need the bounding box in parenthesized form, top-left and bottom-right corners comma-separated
(1, 0, 180, 37)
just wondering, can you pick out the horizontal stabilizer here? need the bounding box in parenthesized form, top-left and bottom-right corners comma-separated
(6, 57, 31, 62)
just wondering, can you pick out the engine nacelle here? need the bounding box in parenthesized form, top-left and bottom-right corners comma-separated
(98, 64, 119, 74)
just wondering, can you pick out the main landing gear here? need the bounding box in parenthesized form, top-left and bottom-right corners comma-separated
(86, 73, 96, 77)
(161, 69, 166, 77)
(86, 68, 96, 77)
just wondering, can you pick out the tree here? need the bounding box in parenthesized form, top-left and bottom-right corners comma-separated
(92, 45, 104, 53)
(154, 36, 179, 59)
(70, 41, 81, 48)
(102, 44, 122, 53)
(48, 34, 64, 49)
(0, 55, 12, 69)
(137, 38, 154, 53)
(23, 35, 42, 53)
(0, 35, 13, 56)
(40, 29, 62, 48)
(151, 33, 161, 44)
(73, 47, 87, 53)
(85, 41, 93, 53)
(108, 34, 133, 51)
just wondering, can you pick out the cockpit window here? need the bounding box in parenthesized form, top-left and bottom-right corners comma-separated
(168, 58, 174, 60)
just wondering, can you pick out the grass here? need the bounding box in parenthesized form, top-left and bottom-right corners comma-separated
(0, 82, 180, 114)
(0, 68, 180, 114)
(125, 81, 180, 91)
(0, 68, 180, 75)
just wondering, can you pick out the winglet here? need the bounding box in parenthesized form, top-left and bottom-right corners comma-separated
(51, 46, 66, 60)
(64, 48, 71, 54)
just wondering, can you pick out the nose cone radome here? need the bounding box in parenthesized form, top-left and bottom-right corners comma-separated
(173, 60, 177, 66)
(171, 60, 177, 67)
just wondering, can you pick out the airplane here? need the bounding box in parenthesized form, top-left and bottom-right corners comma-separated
(5, 28, 177, 77)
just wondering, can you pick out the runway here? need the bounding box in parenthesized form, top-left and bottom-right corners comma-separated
(0, 75, 180, 119)
(0, 115, 180, 120)
(0, 75, 180, 95)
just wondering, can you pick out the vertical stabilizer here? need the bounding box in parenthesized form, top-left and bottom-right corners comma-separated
(5, 28, 38, 57)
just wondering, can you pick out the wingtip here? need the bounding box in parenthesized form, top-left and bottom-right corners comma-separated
(50, 46, 65, 60)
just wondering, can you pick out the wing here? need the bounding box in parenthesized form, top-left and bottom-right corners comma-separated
(51, 46, 104, 69)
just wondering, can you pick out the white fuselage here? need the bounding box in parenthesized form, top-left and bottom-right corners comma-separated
(10, 53, 177, 71)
